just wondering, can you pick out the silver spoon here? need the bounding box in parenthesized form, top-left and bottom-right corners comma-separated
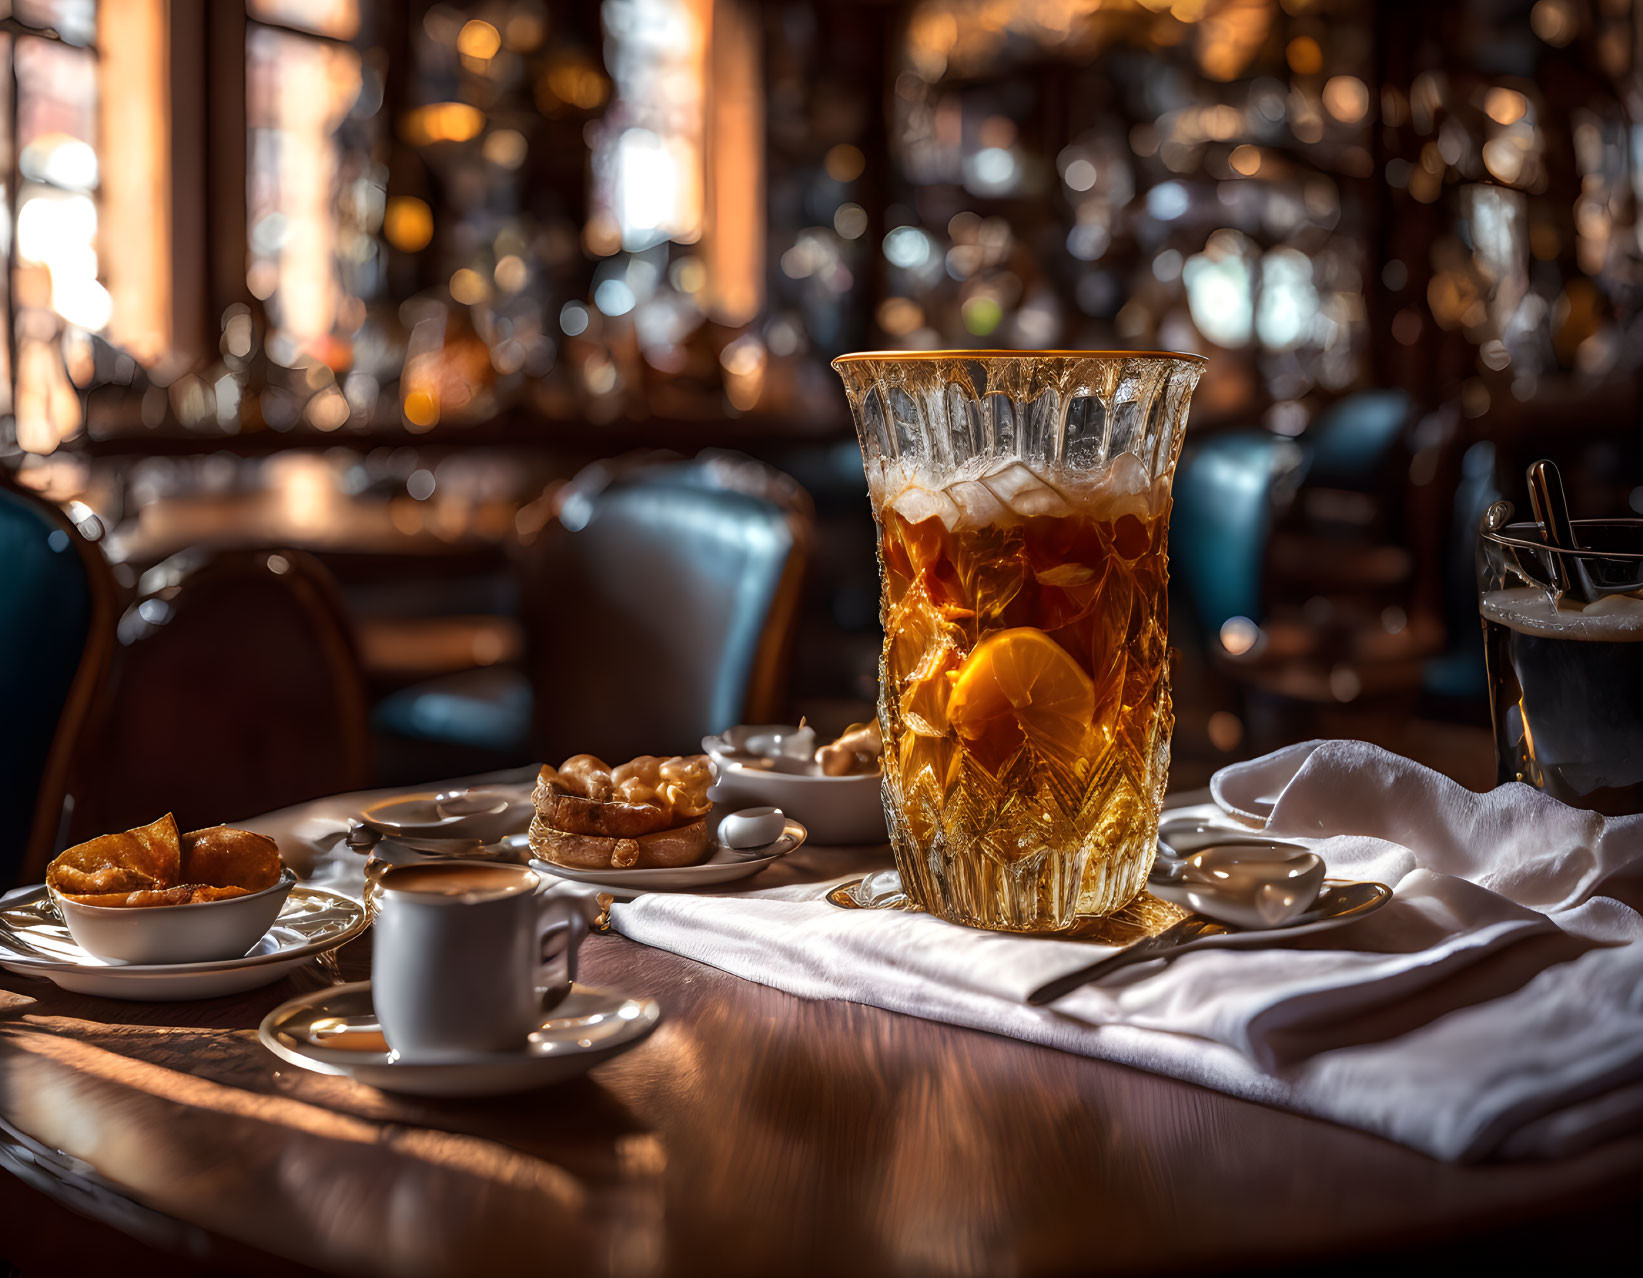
(1026, 879, 1391, 1006)
(1151, 839, 1325, 930)
(1527, 458, 1596, 603)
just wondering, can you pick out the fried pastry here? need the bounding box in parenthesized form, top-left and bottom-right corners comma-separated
(528, 814, 709, 870)
(181, 826, 282, 893)
(531, 753, 714, 869)
(815, 721, 883, 776)
(68, 884, 255, 908)
(45, 813, 182, 896)
(46, 815, 284, 907)
(535, 790, 673, 837)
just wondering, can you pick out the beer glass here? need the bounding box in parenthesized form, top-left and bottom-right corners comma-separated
(832, 351, 1205, 931)
(1478, 512, 1643, 816)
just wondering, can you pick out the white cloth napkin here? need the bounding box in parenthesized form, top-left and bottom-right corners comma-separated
(605, 740, 1643, 1162)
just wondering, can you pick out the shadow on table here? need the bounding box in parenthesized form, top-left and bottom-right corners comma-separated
(0, 953, 657, 1184)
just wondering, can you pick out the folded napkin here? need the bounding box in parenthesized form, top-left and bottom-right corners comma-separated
(607, 741, 1643, 1162)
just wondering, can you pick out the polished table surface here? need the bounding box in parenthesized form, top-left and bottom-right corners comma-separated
(3, 838, 1641, 1278)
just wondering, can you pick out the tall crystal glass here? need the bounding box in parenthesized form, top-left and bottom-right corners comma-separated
(832, 350, 1205, 932)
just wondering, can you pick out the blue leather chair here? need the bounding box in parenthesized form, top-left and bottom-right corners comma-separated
(1305, 389, 1415, 492)
(373, 664, 535, 756)
(1170, 431, 1310, 645)
(375, 452, 813, 765)
(0, 482, 116, 886)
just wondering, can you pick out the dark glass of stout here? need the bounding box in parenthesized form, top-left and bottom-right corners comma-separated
(1478, 517, 1643, 816)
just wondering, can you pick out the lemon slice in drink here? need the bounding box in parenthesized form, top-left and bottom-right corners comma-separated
(946, 628, 1095, 759)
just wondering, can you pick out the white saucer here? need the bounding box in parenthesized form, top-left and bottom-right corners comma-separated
(260, 981, 661, 1096)
(359, 785, 533, 846)
(0, 884, 368, 1001)
(527, 816, 807, 896)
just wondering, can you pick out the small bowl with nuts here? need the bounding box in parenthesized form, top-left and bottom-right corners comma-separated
(701, 722, 888, 845)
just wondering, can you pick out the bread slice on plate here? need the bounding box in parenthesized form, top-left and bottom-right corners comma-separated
(528, 814, 709, 870)
(533, 789, 673, 838)
(530, 754, 715, 870)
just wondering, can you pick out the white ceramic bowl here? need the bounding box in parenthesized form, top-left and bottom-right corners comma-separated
(703, 735, 887, 845)
(50, 869, 298, 965)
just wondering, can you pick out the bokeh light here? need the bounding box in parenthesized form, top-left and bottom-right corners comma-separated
(456, 20, 501, 61)
(384, 197, 434, 252)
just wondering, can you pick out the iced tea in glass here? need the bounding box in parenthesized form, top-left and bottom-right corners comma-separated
(833, 351, 1204, 932)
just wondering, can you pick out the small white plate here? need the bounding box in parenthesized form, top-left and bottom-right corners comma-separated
(0, 884, 367, 1001)
(359, 786, 532, 845)
(260, 981, 660, 1096)
(527, 816, 807, 895)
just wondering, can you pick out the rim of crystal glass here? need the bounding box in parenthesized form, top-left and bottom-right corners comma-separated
(1482, 518, 1643, 562)
(830, 348, 1208, 367)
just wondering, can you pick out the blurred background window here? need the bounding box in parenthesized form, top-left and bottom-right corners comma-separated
(2, 1, 101, 454)
(0, 0, 1637, 453)
(2, 0, 1642, 785)
(246, 10, 375, 374)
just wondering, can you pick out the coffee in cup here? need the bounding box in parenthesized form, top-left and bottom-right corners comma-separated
(372, 860, 587, 1060)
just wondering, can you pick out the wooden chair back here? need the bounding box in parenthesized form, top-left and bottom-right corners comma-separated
(66, 547, 369, 843)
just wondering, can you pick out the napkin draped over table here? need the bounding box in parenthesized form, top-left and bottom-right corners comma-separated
(610, 741, 1643, 1163)
(256, 743, 1643, 1163)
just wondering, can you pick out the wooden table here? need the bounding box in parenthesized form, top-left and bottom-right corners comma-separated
(2, 845, 1639, 1276)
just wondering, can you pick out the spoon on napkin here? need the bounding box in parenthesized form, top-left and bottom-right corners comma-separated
(1150, 839, 1326, 929)
(1026, 837, 1347, 1007)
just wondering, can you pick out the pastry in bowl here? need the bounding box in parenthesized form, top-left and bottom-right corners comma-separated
(45, 812, 183, 898)
(46, 815, 293, 963)
(48, 815, 283, 905)
(529, 754, 714, 870)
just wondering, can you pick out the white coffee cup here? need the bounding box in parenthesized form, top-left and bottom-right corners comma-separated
(372, 860, 587, 1060)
